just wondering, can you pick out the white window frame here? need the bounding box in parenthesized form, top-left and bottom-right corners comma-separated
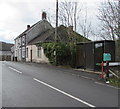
(37, 47, 42, 58)
(22, 36, 25, 46)
(22, 47, 25, 58)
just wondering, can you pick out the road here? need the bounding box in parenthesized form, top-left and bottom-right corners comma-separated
(1, 61, 119, 107)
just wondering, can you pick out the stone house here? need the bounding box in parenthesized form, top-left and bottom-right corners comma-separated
(14, 12, 87, 64)
(26, 29, 54, 63)
(26, 25, 87, 63)
(14, 12, 53, 62)
(0, 41, 14, 61)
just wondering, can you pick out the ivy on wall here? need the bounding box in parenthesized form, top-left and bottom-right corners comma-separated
(36, 42, 76, 67)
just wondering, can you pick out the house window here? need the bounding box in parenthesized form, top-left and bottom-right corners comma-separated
(37, 47, 41, 58)
(18, 38, 20, 47)
(22, 36, 25, 45)
(19, 37, 21, 46)
(22, 47, 25, 58)
(26, 48, 28, 58)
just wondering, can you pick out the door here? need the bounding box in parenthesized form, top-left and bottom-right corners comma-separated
(76, 44, 85, 68)
(94, 42, 104, 70)
(85, 43, 94, 70)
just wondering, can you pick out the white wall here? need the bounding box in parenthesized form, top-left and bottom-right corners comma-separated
(26, 45, 49, 63)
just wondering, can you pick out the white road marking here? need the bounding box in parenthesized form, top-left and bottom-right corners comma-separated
(95, 81, 120, 89)
(72, 74, 76, 76)
(81, 76, 95, 81)
(33, 78, 95, 108)
(95, 82, 106, 86)
(71, 73, 95, 81)
(9, 67, 22, 74)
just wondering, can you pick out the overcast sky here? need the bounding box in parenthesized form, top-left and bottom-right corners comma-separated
(0, 0, 103, 44)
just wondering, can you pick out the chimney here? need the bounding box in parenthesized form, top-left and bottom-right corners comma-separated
(27, 25, 30, 29)
(68, 26, 73, 32)
(42, 12, 47, 20)
(68, 26, 73, 35)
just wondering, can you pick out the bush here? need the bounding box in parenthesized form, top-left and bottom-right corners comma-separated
(109, 76, 120, 87)
(42, 42, 55, 64)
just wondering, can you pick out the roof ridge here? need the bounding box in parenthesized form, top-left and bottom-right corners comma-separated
(14, 20, 41, 40)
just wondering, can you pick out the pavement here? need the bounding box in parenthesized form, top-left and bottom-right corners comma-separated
(1, 61, 119, 107)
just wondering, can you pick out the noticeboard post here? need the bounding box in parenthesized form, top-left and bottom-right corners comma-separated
(103, 53, 111, 83)
(103, 53, 111, 61)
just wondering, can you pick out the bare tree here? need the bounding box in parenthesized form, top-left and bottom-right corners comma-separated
(78, 5, 92, 40)
(97, 0, 120, 40)
(58, 0, 82, 32)
(43, 9, 56, 27)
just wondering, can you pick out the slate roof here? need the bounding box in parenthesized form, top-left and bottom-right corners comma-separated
(14, 21, 39, 40)
(28, 29, 54, 45)
(28, 25, 89, 45)
(14, 20, 53, 44)
(26, 20, 53, 43)
(0, 41, 14, 51)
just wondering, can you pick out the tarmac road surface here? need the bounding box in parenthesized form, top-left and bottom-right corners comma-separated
(1, 61, 119, 107)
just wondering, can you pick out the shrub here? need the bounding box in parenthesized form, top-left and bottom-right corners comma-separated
(37, 42, 76, 67)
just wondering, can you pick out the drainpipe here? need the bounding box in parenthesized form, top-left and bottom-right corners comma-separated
(25, 34, 26, 62)
(30, 45, 32, 62)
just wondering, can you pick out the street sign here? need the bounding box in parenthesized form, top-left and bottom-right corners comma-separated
(103, 53, 111, 61)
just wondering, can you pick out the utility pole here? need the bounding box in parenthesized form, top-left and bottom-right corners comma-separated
(55, 0, 58, 65)
(117, 0, 120, 38)
(55, 0, 58, 42)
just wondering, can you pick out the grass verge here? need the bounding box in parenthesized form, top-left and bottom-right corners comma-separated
(109, 76, 120, 87)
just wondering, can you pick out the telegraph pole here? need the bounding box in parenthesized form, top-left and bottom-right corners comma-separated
(117, 0, 120, 38)
(55, 0, 58, 65)
(55, 0, 58, 42)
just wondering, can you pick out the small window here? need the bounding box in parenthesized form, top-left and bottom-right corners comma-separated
(37, 47, 41, 58)
(22, 36, 25, 45)
(22, 47, 25, 58)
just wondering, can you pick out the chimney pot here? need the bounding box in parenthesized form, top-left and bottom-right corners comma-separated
(68, 26, 73, 31)
(42, 12, 47, 20)
(27, 25, 30, 29)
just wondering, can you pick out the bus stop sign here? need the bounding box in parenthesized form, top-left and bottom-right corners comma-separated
(103, 53, 111, 61)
